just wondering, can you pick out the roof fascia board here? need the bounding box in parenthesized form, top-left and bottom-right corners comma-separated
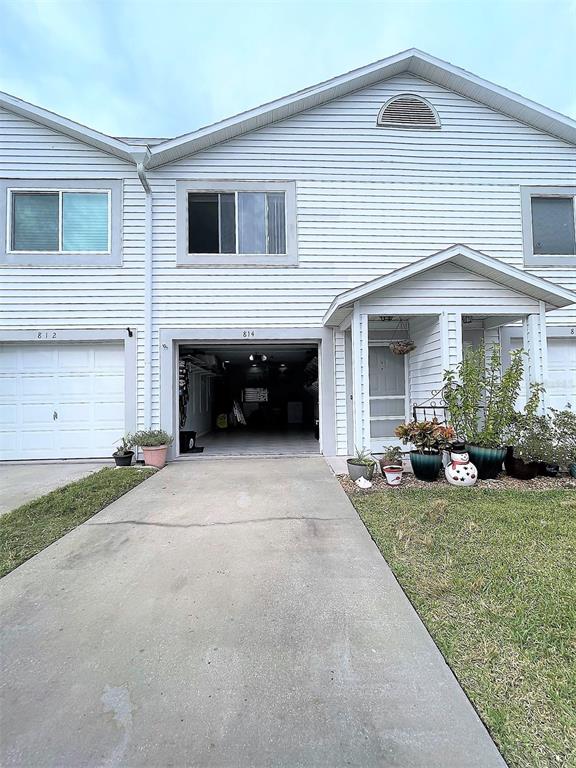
(147, 48, 576, 167)
(322, 244, 576, 325)
(0, 90, 141, 162)
(145, 50, 416, 168)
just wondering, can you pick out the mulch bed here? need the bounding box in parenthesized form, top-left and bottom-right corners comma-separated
(339, 468, 576, 494)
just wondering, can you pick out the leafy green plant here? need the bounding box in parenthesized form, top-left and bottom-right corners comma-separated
(550, 405, 576, 468)
(348, 447, 376, 466)
(381, 445, 404, 465)
(443, 344, 543, 448)
(132, 429, 174, 447)
(112, 434, 134, 456)
(395, 419, 455, 453)
(505, 414, 556, 463)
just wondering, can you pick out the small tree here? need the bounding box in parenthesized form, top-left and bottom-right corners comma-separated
(442, 343, 543, 448)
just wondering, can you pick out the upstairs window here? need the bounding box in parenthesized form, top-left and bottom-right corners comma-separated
(521, 187, 576, 267)
(188, 191, 286, 255)
(177, 181, 296, 266)
(1, 179, 121, 267)
(10, 190, 110, 253)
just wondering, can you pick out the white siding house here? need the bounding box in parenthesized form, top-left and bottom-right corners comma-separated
(1, 49, 575, 460)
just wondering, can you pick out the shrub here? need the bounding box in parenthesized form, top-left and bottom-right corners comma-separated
(395, 419, 455, 453)
(132, 429, 174, 447)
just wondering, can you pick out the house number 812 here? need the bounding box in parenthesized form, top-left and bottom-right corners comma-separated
(37, 332, 57, 339)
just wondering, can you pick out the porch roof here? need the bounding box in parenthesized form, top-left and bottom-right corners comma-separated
(323, 244, 576, 327)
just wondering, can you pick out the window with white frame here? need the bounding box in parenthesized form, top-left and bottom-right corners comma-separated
(9, 190, 110, 253)
(1, 179, 121, 267)
(177, 181, 296, 266)
(521, 186, 576, 267)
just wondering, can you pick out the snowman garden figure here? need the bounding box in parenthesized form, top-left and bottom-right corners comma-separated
(444, 442, 478, 486)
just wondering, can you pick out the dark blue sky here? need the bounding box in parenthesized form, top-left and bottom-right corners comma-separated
(1, 0, 574, 138)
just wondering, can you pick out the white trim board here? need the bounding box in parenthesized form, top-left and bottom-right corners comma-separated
(323, 244, 576, 326)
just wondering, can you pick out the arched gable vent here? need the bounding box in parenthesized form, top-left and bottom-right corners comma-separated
(377, 94, 441, 129)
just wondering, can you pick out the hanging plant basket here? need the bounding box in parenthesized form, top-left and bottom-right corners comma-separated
(390, 340, 416, 355)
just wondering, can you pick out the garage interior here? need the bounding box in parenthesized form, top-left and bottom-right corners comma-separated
(178, 345, 320, 456)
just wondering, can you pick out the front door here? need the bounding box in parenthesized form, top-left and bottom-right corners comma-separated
(368, 344, 407, 450)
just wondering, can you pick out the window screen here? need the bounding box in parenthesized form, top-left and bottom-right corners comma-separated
(531, 197, 576, 255)
(12, 193, 59, 251)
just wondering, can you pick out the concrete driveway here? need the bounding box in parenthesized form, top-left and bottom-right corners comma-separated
(0, 462, 106, 516)
(0, 458, 505, 768)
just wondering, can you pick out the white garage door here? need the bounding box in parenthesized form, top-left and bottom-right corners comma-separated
(547, 337, 576, 410)
(0, 343, 125, 460)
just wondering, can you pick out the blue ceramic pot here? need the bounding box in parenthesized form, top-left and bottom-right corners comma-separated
(410, 451, 442, 481)
(467, 445, 506, 480)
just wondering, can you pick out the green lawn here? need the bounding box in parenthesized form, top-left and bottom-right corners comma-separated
(351, 488, 576, 768)
(0, 466, 155, 578)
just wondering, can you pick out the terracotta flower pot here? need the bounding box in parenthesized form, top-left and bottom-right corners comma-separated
(141, 444, 168, 469)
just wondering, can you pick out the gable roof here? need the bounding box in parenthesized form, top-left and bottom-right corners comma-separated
(322, 244, 576, 326)
(1, 49, 575, 167)
(145, 48, 576, 168)
(0, 90, 146, 163)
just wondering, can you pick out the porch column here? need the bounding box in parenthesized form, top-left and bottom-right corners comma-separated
(351, 305, 370, 450)
(440, 311, 463, 373)
(522, 302, 548, 412)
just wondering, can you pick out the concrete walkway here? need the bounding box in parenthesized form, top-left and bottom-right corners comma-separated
(0, 458, 505, 768)
(0, 461, 107, 516)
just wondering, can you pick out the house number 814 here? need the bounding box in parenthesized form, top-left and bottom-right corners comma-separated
(242, 330, 255, 338)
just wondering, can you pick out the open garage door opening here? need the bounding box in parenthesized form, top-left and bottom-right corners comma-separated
(177, 344, 320, 456)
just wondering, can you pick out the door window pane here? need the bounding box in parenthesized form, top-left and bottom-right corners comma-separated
(189, 193, 219, 253)
(267, 192, 286, 254)
(238, 192, 266, 254)
(532, 197, 576, 255)
(370, 419, 405, 439)
(12, 192, 59, 251)
(370, 398, 405, 417)
(369, 346, 406, 396)
(219, 193, 236, 254)
(62, 192, 108, 252)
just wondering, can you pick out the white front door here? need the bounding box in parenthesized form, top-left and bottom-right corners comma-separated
(368, 344, 407, 450)
(0, 342, 125, 460)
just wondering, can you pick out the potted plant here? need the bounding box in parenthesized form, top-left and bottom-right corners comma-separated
(395, 419, 455, 481)
(112, 434, 134, 467)
(347, 447, 377, 482)
(443, 344, 544, 479)
(379, 445, 404, 486)
(504, 412, 558, 479)
(132, 429, 174, 469)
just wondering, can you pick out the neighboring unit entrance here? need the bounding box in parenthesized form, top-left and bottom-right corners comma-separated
(0, 342, 125, 460)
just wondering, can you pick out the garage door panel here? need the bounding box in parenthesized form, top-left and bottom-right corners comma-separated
(547, 338, 576, 410)
(0, 342, 125, 460)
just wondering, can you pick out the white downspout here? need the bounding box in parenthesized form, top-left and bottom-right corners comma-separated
(135, 153, 153, 429)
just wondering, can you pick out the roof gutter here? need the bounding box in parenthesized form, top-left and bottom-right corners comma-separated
(132, 149, 153, 429)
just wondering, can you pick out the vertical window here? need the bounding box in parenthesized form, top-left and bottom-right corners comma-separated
(187, 191, 287, 255)
(10, 190, 110, 253)
(531, 197, 576, 255)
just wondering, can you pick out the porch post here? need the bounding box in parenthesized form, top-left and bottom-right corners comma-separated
(351, 304, 370, 451)
(440, 311, 463, 373)
(522, 301, 548, 413)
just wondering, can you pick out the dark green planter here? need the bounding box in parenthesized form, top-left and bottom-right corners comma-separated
(467, 444, 506, 479)
(410, 451, 442, 481)
(569, 463, 576, 479)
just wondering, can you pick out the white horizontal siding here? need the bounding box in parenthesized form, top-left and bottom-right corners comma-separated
(0, 107, 147, 427)
(333, 329, 347, 454)
(408, 317, 443, 406)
